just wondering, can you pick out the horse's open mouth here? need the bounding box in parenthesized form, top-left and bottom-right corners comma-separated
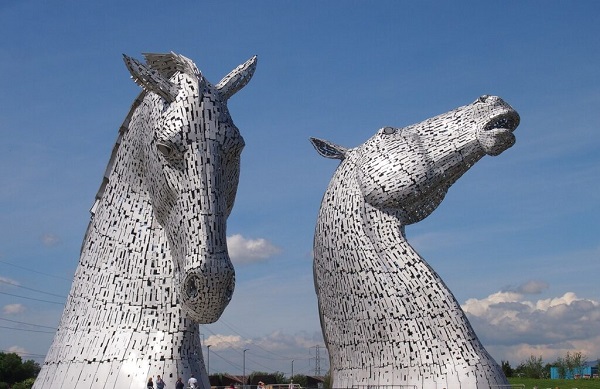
(478, 111, 520, 156)
(483, 111, 520, 132)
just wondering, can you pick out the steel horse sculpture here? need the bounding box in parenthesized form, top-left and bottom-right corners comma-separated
(34, 52, 256, 389)
(311, 95, 520, 389)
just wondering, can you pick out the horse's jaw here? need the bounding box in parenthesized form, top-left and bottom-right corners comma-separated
(475, 98, 520, 156)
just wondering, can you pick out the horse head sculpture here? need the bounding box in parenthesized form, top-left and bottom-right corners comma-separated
(34, 52, 256, 389)
(123, 53, 256, 322)
(311, 96, 520, 388)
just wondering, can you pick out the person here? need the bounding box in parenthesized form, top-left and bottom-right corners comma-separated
(175, 377, 184, 389)
(258, 382, 265, 389)
(188, 375, 198, 389)
(156, 375, 165, 389)
(147, 377, 154, 389)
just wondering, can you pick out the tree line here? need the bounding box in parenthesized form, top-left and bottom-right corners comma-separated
(1, 355, 329, 389)
(0, 352, 40, 389)
(215, 371, 330, 388)
(502, 351, 596, 379)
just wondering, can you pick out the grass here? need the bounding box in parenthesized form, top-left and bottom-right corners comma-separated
(508, 377, 600, 389)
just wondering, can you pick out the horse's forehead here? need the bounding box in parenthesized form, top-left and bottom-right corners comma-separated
(149, 83, 241, 145)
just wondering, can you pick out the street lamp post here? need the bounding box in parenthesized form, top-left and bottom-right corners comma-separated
(243, 349, 249, 389)
(291, 360, 294, 380)
(206, 345, 211, 376)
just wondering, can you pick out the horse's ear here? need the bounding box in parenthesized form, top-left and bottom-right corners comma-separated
(216, 55, 257, 100)
(310, 137, 347, 160)
(123, 54, 179, 103)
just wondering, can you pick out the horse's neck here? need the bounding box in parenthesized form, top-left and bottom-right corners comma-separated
(322, 166, 413, 258)
(76, 134, 175, 289)
(85, 180, 156, 256)
(363, 201, 463, 308)
(84, 118, 155, 248)
(318, 165, 504, 387)
(322, 169, 462, 313)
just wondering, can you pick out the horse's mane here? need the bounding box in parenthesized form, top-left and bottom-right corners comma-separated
(85, 53, 200, 242)
(143, 52, 200, 79)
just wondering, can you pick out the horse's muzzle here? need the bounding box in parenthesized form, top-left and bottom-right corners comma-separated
(180, 267, 235, 323)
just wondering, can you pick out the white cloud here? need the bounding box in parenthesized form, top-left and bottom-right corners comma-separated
(227, 234, 281, 264)
(0, 275, 19, 289)
(203, 329, 328, 374)
(205, 331, 320, 352)
(7, 345, 28, 356)
(512, 280, 549, 295)
(462, 284, 600, 365)
(205, 334, 251, 350)
(41, 233, 60, 246)
(3, 303, 25, 314)
(254, 331, 318, 352)
(260, 331, 324, 351)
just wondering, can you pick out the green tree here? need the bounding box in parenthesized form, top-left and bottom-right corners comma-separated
(289, 374, 307, 387)
(0, 352, 40, 387)
(501, 360, 513, 378)
(248, 371, 287, 385)
(248, 371, 269, 384)
(519, 355, 544, 379)
(566, 351, 587, 377)
(18, 360, 40, 382)
(272, 372, 286, 384)
(12, 377, 35, 389)
(322, 371, 331, 389)
(553, 351, 587, 378)
(554, 355, 567, 379)
(0, 352, 24, 384)
(543, 362, 552, 379)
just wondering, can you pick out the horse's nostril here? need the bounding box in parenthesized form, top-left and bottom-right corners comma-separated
(185, 277, 199, 298)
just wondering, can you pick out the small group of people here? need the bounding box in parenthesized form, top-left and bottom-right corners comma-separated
(146, 375, 166, 389)
(146, 374, 196, 389)
(147, 376, 268, 389)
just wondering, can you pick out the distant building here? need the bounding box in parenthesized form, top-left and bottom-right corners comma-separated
(209, 373, 244, 388)
(550, 361, 598, 379)
(305, 375, 325, 389)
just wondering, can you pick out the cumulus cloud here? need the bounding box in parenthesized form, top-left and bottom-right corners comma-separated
(7, 346, 28, 356)
(41, 233, 60, 246)
(204, 330, 328, 373)
(259, 330, 324, 350)
(3, 303, 25, 314)
(205, 334, 251, 350)
(511, 280, 549, 295)
(205, 331, 320, 352)
(227, 234, 281, 264)
(205, 331, 323, 351)
(0, 275, 19, 288)
(462, 284, 600, 364)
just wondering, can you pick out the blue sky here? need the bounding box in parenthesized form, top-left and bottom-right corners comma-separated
(0, 0, 599, 377)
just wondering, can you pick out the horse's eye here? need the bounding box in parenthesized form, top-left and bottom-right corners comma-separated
(382, 127, 396, 135)
(156, 142, 175, 158)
